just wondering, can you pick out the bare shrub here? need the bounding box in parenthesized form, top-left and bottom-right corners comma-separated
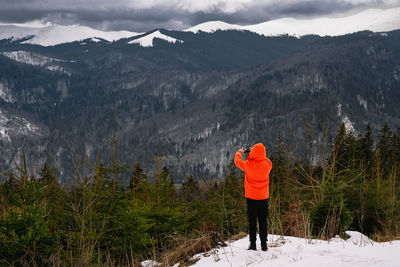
(160, 232, 226, 267)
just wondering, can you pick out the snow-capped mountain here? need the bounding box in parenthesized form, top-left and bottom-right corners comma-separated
(186, 21, 243, 33)
(186, 7, 400, 37)
(128, 30, 183, 47)
(0, 24, 141, 46)
(1, 7, 399, 47)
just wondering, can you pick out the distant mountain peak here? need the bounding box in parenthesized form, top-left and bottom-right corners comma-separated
(128, 30, 183, 47)
(0, 23, 141, 46)
(184, 21, 242, 33)
(185, 7, 400, 37)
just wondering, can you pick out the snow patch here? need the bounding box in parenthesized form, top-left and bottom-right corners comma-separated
(342, 115, 355, 134)
(337, 103, 342, 116)
(195, 127, 213, 141)
(357, 95, 368, 111)
(0, 82, 15, 103)
(336, 102, 356, 134)
(141, 260, 159, 267)
(129, 31, 183, 47)
(90, 37, 102, 42)
(0, 110, 11, 142)
(85, 143, 93, 158)
(393, 69, 400, 81)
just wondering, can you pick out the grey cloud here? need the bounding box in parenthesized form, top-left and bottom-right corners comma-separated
(0, 0, 399, 32)
(64, 8, 192, 31)
(0, 9, 50, 23)
(189, 0, 390, 26)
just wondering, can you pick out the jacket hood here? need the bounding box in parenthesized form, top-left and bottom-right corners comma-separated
(248, 143, 266, 160)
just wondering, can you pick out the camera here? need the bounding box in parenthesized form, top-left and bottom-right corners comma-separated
(244, 146, 252, 153)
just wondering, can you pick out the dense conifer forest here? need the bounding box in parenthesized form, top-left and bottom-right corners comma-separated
(1, 123, 399, 266)
(2, 30, 400, 181)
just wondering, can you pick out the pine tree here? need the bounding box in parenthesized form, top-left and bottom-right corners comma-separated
(357, 124, 374, 173)
(39, 162, 57, 186)
(377, 124, 394, 178)
(331, 123, 348, 171)
(130, 162, 148, 193)
(182, 175, 199, 202)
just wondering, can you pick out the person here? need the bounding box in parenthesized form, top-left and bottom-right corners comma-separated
(234, 143, 272, 251)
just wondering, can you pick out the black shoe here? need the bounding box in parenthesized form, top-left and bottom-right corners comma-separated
(261, 241, 268, 251)
(248, 242, 256, 250)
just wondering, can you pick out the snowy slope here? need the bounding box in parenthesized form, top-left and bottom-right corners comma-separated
(142, 231, 400, 267)
(1, 51, 72, 74)
(0, 24, 140, 46)
(186, 7, 400, 37)
(0, 109, 40, 142)
(191, 231, 400, 267)
(128, 30, 183, 47)
(186, 21, 242, 34)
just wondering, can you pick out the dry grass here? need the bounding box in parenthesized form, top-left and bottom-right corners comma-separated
(160, 232, 226, 267)
(227, 232, 247, 242)
(281, 201, 312, 242)
(371, 229, 400, 242)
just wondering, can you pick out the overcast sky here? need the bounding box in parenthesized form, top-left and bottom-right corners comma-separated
(0, 0, 399, 32)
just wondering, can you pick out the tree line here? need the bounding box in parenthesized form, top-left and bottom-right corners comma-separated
(0, 123, 399, 266)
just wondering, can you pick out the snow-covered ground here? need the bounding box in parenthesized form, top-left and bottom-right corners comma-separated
(142, 231, 400, 267)
(192, 231, 399, 267)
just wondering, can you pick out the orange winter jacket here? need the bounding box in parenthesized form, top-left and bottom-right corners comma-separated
(234, 143, 272, 200)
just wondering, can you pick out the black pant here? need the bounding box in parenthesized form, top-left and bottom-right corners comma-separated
(246, 198, 268, 243)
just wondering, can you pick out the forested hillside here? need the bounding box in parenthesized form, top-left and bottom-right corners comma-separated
(1, 30, 399, 181)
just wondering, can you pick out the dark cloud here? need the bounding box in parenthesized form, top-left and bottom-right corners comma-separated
(0, 9, 50, 23)
(68, 8, 192, 31)
(0, 0, 398, 32)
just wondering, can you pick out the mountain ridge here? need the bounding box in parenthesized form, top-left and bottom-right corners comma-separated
(1, 7, 399, 47)
(186, 7, 400, 37)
